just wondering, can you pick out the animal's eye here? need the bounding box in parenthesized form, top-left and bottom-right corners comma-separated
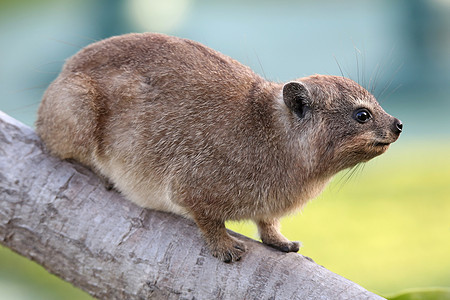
(353, 108, 372, 123)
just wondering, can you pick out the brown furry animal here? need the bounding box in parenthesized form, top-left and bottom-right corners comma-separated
(36, 33, 402, 262)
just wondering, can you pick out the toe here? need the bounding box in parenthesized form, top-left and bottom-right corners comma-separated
(210, 239, 247, 263)
(266, 240, 301, 253)
(289, 241, 300, 252)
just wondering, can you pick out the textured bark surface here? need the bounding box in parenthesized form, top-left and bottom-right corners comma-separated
(0, 111, 385, 300)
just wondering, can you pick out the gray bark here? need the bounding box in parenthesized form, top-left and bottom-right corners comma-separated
(0, 110, 384, 300)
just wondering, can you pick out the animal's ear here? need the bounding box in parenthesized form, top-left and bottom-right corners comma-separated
(282, 81, 310, 118)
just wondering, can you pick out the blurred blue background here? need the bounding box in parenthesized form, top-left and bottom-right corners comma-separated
(0, 0, 449, 299)
(1, 0, 450, 136)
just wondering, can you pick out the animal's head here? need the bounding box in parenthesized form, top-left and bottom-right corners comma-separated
(282, 75, 402, 173)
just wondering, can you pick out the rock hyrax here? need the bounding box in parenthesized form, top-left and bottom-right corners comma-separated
(36, 33, 403, 262)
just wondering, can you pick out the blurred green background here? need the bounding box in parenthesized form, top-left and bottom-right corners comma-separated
(0, 0, 449, 299)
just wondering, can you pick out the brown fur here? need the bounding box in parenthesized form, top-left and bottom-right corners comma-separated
(36, 33, 402, 262)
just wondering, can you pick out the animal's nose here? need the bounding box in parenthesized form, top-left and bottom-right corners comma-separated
(393, 118, 403, 134)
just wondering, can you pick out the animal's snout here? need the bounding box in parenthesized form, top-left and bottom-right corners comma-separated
(393, 118, 403, 134)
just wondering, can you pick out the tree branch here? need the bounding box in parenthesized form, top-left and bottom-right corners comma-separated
(0, 111, 384, 300)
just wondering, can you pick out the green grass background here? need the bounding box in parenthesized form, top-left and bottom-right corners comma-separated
(1, 140, 449, 299)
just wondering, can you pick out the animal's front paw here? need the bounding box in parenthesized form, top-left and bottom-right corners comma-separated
(265, 240, 301, 253)
(257, 219, 301, 253)
(210, 237, 247, 263)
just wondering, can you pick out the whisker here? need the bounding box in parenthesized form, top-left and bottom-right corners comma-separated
(361, 44, 367, 88)
(381, 83, 403, 104)
(347, 164, 361, 182)
(351, 38, 364, 86)
(7, 101, 41, 113)
(253, 49, 267, 80)
(335, 164, 357, 191)
(29, 60, 65, 76)
(378, 62, 404, 100)
(369, 61, 382, 94)
(11, 84, 48, 93)
(30, 69, 60, 75)
(72, 34, 99, 43)
(355, 47, 360, 85)
(333, 55, 345, 78)
(47, 37, 84, 49)
(371, 45, 399, 98)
